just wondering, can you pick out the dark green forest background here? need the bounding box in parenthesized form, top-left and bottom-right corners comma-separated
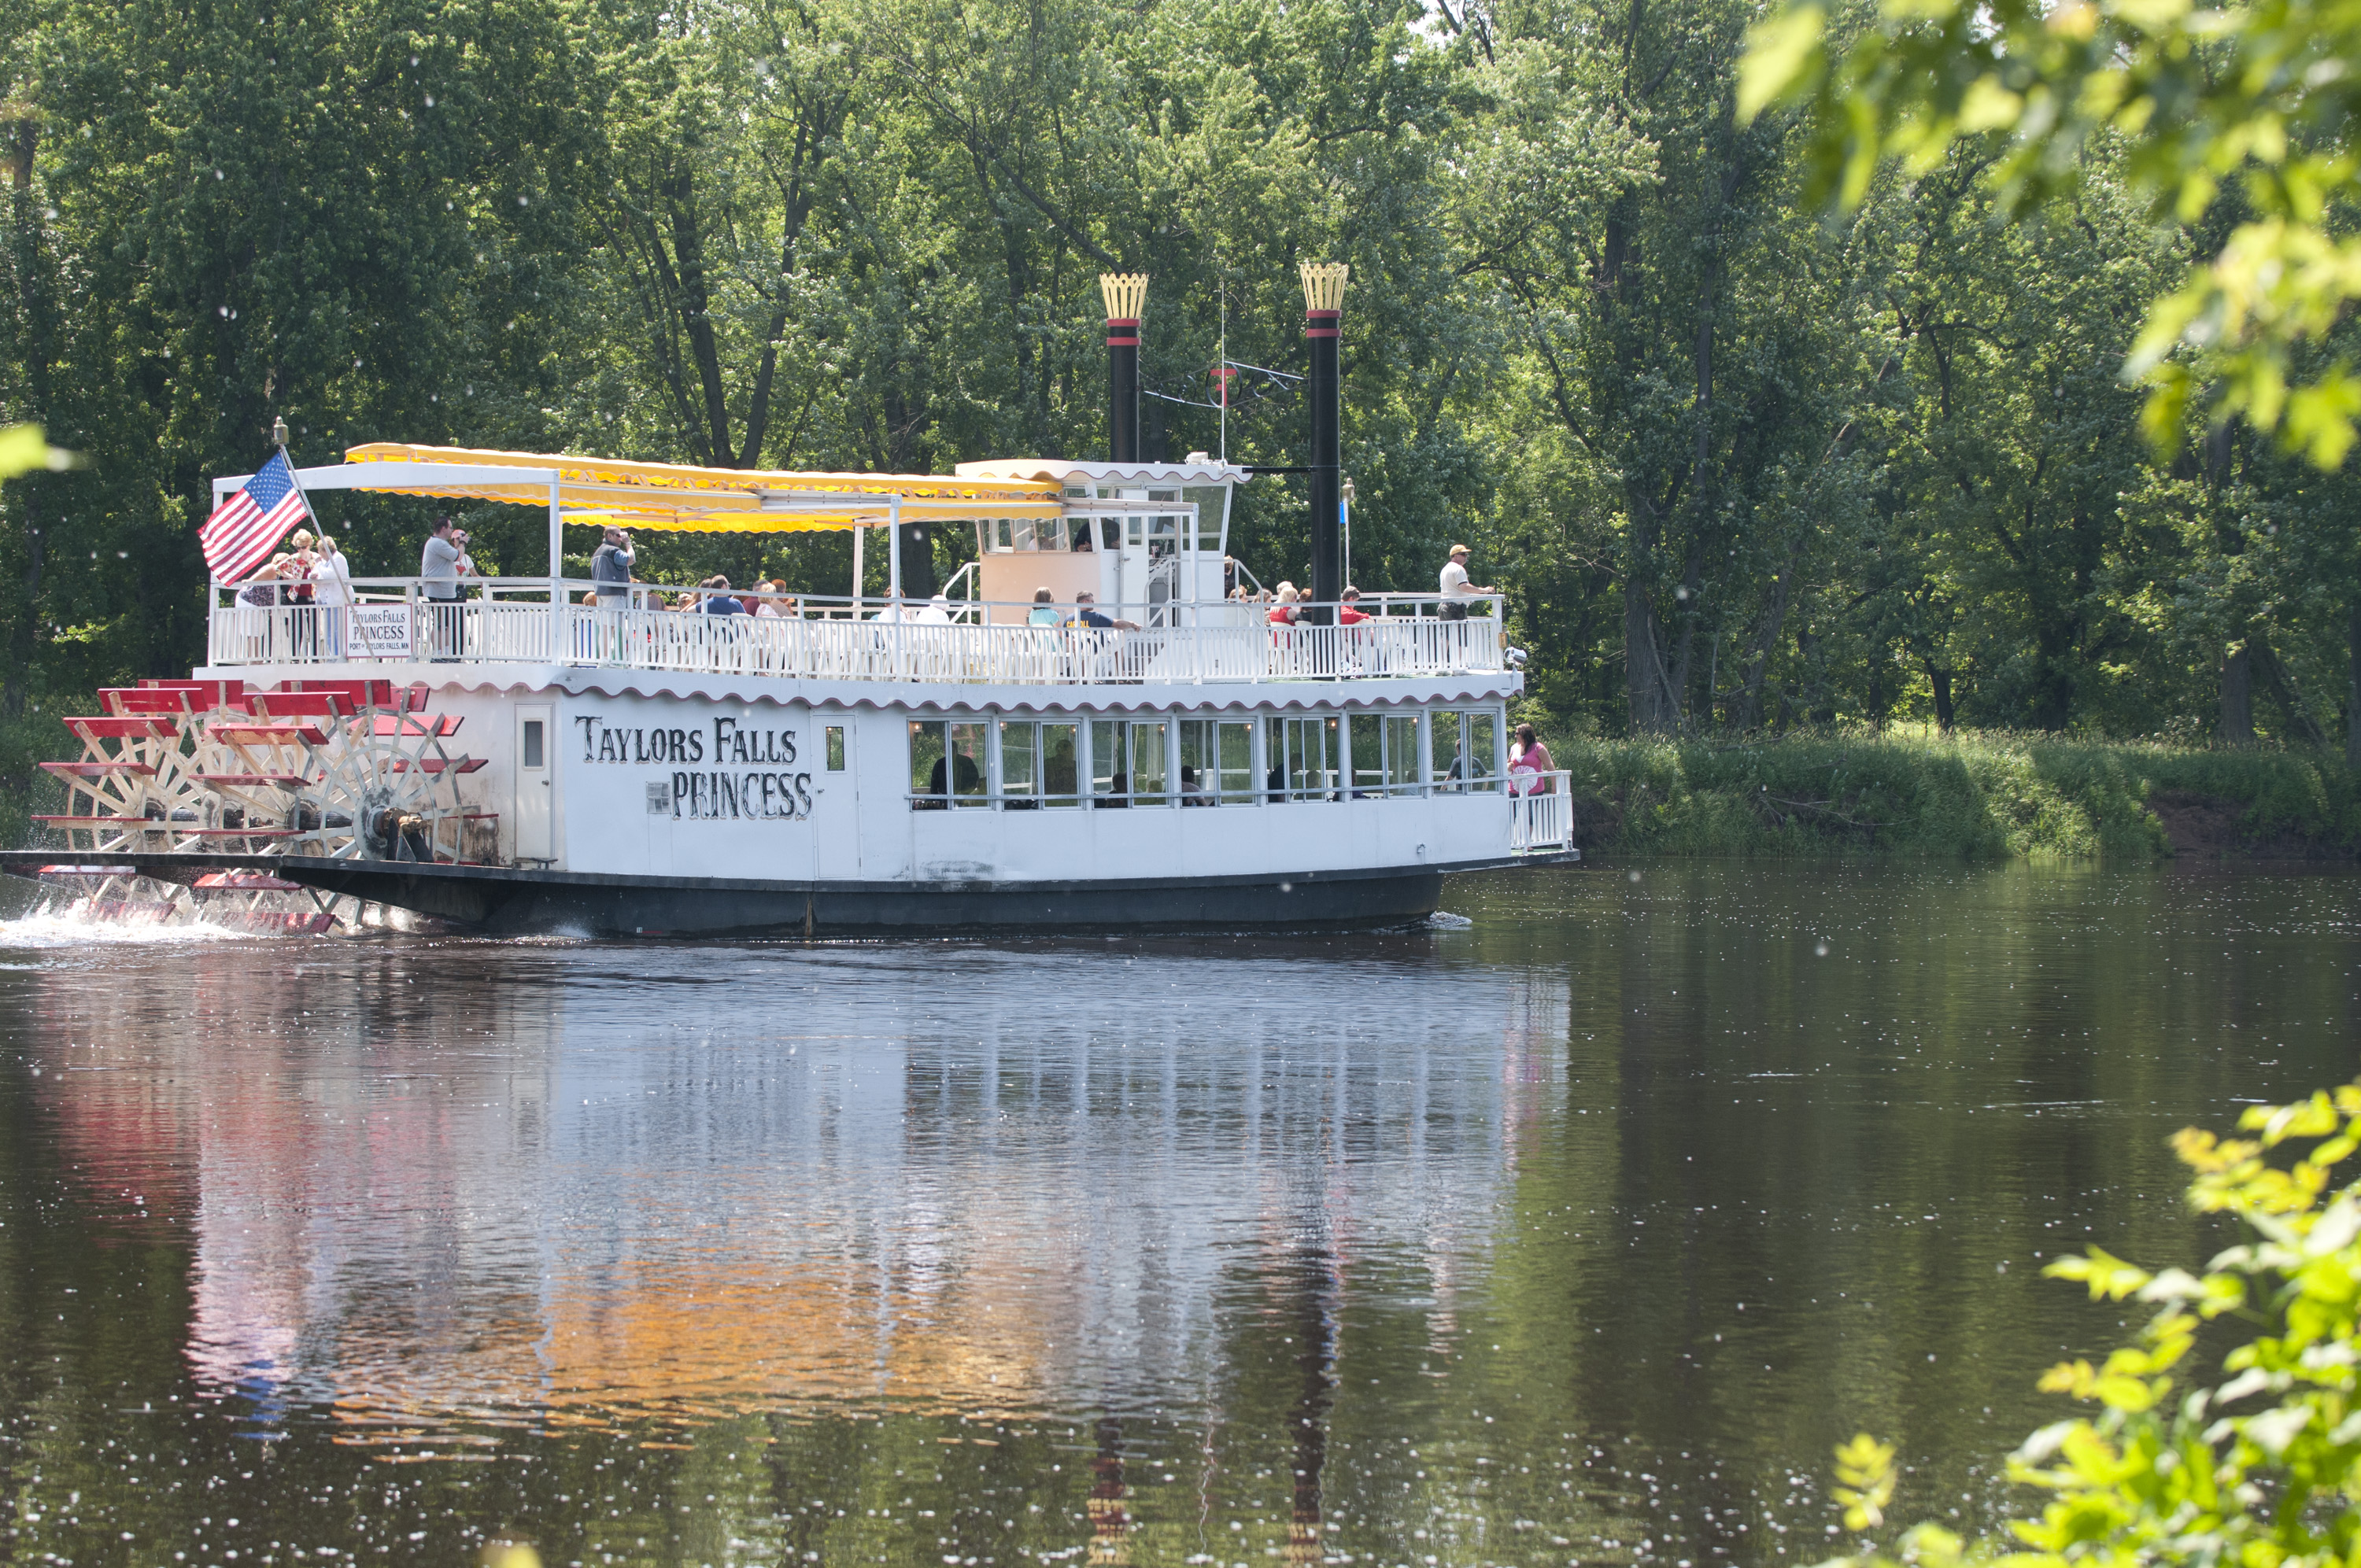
(2, 0, 2354, 766)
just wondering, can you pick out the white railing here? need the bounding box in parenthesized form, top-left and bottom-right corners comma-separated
(1509, 772, 1576, 854)
(205, 581, 1510, 686)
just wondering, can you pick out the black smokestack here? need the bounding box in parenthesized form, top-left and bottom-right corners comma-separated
(1100, 273, 1147, 463)
(1302, 262, 1347, 625)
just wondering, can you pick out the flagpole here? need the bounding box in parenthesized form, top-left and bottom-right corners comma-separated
(272, 416, 320, 530)
(271, 416, 327, 662)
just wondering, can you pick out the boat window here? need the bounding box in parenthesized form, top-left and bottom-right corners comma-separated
(825, 725, 845, 771)
(1099, 518, 1121, 550)
(1089, 720, 1168, 806)
(1387, 714, 1421, 792)
(908, 720, 987, 810)
(1464, 710, 1498, 791)
(1347, 712, 1421, 796)
(997, 720, 1080, 808)
(1177, 719, 1256, 806)
(1349, 713, 1382, 796)
(1041, 722, 1079, 805)
(1265, 714, 1337, 802)
(1129, 721, 1168, 804)
(521, 720, 544, 769)
(1426, 709, 1498, 791)
(1429, 710, 1463, 790)
(1002, 721, 1035, 803)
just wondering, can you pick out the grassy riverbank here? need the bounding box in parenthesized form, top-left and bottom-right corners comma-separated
(1547, 730, 2361, 859)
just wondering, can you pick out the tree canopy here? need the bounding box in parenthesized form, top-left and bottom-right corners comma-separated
(2, 0, 2356, 773)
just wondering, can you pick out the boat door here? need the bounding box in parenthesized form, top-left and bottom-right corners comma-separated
(513, 703, 556, 864)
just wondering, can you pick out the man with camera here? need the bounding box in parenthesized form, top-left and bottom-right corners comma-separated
(419, 516, 475, 659)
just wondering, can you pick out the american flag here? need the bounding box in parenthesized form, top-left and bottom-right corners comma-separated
(200, 450, 311, 583)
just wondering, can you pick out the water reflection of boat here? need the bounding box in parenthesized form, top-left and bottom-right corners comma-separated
(24, 949, 1568, 1434)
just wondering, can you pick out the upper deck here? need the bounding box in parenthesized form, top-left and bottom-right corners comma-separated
(207, 582, 1517, 691)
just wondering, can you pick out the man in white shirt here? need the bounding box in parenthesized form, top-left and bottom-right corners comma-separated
(1439, 544, 1493, 620)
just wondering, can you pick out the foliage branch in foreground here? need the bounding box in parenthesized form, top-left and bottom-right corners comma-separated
(1821, 1083, 2361, 1568)
(1738, 0, 2361, 468)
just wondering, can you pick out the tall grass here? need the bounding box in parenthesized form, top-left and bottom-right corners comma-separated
(1550, 730, 2361, 859)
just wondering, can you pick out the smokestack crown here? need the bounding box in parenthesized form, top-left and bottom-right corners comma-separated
(1299, 262, 1349, 315)
(1099, 272, 1149, 322)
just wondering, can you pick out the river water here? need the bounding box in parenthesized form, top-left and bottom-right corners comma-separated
(1, 862, 2355, 1568)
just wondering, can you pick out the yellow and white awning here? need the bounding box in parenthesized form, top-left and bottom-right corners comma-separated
(342, 443, 1062, 532)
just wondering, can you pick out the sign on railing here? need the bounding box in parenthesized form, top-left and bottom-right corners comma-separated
(345, 605, 413, 660)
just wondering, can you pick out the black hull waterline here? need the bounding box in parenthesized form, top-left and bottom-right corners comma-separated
(0, 850, 1571, 937)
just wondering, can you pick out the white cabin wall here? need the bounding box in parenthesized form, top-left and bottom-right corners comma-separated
(975, 553, 1104, 623)
(344, 673, 1517, 887)
(548, 691, 823, 881)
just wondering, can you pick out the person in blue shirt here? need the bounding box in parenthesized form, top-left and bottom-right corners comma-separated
(703, 575, 746, 615)
(1068, 591, 1138, 630)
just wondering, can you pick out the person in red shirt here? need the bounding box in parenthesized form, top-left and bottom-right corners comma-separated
(1337, 587, 1372, 625)
(1267, 584, 1300, 625)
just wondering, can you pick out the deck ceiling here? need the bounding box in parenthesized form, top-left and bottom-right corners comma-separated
(343, 443, 1063, 531)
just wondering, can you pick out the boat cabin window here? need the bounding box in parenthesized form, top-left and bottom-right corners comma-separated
(900, 705, 1496, 812)
(908, 719, 987, 809)
(1177, 719, 1255, 805)
(1264, 715, 1339, 802)
(1090, 720, 1167, 806)
(1349, 712, 1423, 798)
(825, 725, 846, 771)
(999, 720, 1079, 808)
(1428, 710, 1500, 791)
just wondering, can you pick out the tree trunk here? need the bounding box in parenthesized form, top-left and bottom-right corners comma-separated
(2220, 646, 2254, 746)
(664, 169, 736, 467)
(1624, 581, 1679, 733)
(1925, 662, 1956, 732)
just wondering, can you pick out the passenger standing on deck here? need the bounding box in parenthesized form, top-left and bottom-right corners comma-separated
(420, 517, 464, 659)
(1508, 722, 1556, 794)
(591, 527, 634, 607)
(1027, 588, 1062, 626)
(310, 535, 352, 656)
(702, 576, 746, 614)
(1437, 544, 1493, 621)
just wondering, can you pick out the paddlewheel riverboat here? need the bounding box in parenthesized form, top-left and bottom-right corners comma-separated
(5, 270, 1571, 935)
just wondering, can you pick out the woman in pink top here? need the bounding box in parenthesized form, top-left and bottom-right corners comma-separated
(1507, 722, 1556, 793)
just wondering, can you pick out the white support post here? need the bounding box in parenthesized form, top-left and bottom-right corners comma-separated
(885, 500, 903, 677)
(548, 481, 564, 659)
(852, 522, 865, 615)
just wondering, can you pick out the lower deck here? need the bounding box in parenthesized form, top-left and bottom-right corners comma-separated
(176, 661, 1561, 891)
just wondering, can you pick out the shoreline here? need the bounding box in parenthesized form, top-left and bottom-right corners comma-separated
(1540, 731, 2361, 861)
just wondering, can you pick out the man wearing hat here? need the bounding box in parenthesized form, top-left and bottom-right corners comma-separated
(1438, 544, 1493, 621)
